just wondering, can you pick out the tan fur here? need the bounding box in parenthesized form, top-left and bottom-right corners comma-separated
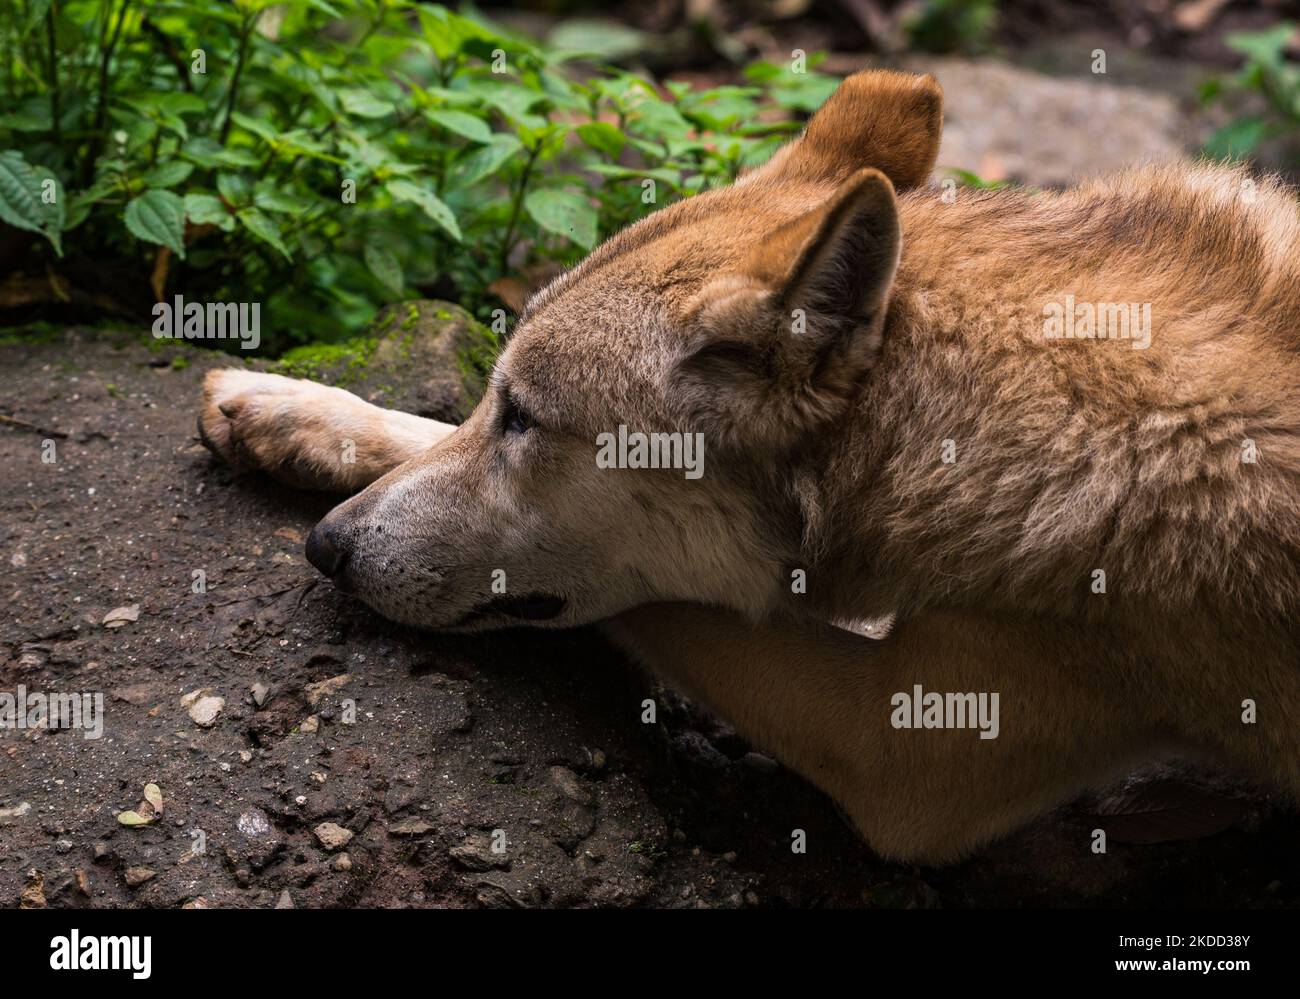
(201, 68, 1300, 863)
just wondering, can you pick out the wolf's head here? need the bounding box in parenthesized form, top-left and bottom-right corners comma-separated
(309, 69, 943, 630)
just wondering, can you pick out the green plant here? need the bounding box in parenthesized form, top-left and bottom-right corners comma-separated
(904, 0, 997, 55)
(0, 0, 838, 354)
(1199, 22, 1299, 160)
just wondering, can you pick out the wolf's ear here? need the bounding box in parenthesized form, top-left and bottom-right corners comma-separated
(674, 168, 901, 446)
(745, 69, 942, 191)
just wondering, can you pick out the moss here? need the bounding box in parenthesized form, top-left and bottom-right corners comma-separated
(0, 323, 67, 347)
(399, 302, 421, 331)
(170, 354, 190, 370)
(272, 336, 378, 384)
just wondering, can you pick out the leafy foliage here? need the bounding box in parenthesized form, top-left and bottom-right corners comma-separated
(1199, 22, 1300, 160)
(0, 0, 838, 352)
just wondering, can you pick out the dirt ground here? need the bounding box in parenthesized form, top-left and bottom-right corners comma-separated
(1, 320, 1297, 909)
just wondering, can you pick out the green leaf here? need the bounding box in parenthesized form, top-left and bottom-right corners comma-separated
(575, 121, 626, 158)
(184, 193, 235, 232)
(426, 110, 493, 143)
(453, 134, 522, 187)
(124, 190, 187, 259)
(339, 89, 392, 119)
(238, 208, 292, 260)
(0, 151, 64, 254)
(547, 19, 648, 61)
(387, 179, 461, 241)
(1205, 118, 1268, 160)
(143, 160, 194, 189)
(524, 187, 598, 250)
(364, 241, 404, 295)
(217, 173, 252, 206)
(181, 137, 261, 169)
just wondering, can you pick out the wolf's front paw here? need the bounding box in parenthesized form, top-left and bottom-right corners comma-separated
(199, 368, 368, 490)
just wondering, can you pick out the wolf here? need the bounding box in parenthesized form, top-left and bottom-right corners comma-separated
(199, 69, 1300, 863)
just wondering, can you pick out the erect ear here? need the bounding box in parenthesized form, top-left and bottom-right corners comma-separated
(674, 169, 901, 447)
(743, 68, 943, 191)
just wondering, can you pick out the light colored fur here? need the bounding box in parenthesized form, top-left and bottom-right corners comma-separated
(200, 68, 1300, 863)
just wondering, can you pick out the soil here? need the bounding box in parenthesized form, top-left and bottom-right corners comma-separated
(1, 324, 1297, 909)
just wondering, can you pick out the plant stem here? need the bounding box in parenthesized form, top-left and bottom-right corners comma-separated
(218, 12, 256, 144)
(498, 141, 541, 274)
(45, 3, 60, 148)
(81, 0, 131, 185)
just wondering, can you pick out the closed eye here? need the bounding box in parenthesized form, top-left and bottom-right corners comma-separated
(501, 392, 536, 436)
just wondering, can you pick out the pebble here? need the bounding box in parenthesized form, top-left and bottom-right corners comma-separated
(0, 801, 32, 823)
(313, 822, 353, 851)
(184, 692, 225, 727)
(333, 853, 352, 872)
(124, 866, 156, 887)
(275, 889, 294, 909)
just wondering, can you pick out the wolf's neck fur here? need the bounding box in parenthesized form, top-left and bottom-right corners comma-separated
(804, 168, 1300, 627)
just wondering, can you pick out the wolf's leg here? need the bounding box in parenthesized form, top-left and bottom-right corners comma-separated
(605, 603, 1164, 863)
(199, 369, 455, 492)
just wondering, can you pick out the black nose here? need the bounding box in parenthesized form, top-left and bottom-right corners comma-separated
(305, 521, 348, 579)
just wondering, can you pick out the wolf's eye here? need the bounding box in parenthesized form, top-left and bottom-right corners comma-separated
(502, 394, 536, 436)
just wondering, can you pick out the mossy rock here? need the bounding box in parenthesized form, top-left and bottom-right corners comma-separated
(271, 300, 496, 423)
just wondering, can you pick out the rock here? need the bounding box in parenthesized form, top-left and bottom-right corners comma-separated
(307, 300, 492, 423)
(549, 766, 593, 806)
(102, 603, 140, 628)
(187, 694, 225, 727)
(251, 682, 270, 707)
(19, 870, 45, 908)
(390, 818, 435, 836)
(333, 853, 352, 872)
(124, 866, 156, 887)
(237, 809, 272, 838)
(304, 674, 351, 709)
(275, 889, 294, 909)
(0, 801, 32, 823)
(299, 714, 319, 734)
(545, 767, 596, 851)
(313, 822, 353, 851)
(449, 834, 508, 872)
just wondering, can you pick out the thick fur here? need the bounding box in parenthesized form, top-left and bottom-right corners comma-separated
(200, 68, 1300, 863)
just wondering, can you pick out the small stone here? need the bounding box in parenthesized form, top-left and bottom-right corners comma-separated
(19, 870, 45, 908)
(92, 842, 112, 862)
(333, 853, 352, 872)
(390, 818, 435, 836)
(187, 695, 225, 727)
(55, 839, 73, 854)
(304, 673, 351, 708)
(124, 867, 156, 887)
(103, 604, 140, 628)
(251, 682, 269, 707)
(722, 851, 737, 863)
(237, 809, 272, 838)
(313, 822, 353, 851)
(744, 890, 760, 906)
(0, 801, 32, 823)
(549, 766, 593, 806)
(182, 897, 208, 909)
(239, 750, 253, 763)
(275, 889, 294, 909)
(449, 835, 508, 872)
(299, 714, 319, 734)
